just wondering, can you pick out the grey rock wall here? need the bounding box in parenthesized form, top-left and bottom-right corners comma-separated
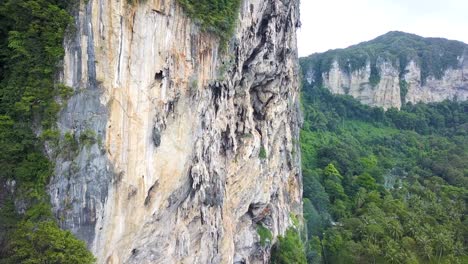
(304, 55, 468, 109)
(48, 0, 302, 263)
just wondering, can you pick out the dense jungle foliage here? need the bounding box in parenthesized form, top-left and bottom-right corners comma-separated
(300, 31, 468, 86)
(271, 228, 307, 264)
(0, 0, 94, 262)
(300, 83, 468, 263)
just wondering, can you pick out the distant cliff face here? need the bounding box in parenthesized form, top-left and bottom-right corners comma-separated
(301, 32, 468, 109)
(48, 0, 301, 263)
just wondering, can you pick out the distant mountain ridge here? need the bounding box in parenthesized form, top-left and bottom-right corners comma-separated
(300, 31, 468, 109)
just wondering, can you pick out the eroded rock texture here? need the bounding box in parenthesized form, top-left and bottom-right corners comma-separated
(304, 55, 468, 109)
(48, 0, 301, 263)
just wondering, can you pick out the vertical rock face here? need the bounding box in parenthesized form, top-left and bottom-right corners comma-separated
(306, 57, 468, 109)
(301, 32, 468, 109)
(404, 58, 468, 105)
(319, 60, 402, 109)
(48, 0, 301, 263)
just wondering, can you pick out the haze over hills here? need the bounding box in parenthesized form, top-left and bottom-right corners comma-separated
(300, 31, 468, 109)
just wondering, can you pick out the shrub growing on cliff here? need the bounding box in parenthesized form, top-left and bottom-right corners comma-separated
(399, 80, 408, 104)
(79, 129, 97, 146)
(257, 224, 273, 246)
(259, 145, 267, 159)
(176, 0, 241, 43)
(271, 228, 307, 264)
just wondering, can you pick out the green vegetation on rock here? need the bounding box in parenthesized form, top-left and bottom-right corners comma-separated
(79, 129, 97, 146)
(128, 0, 241, 44)
(301, 31, 467, 86)
(271, 228, 307, 264)
(259, 145, 267, 159)
(300, 83, 467, 263)
(177, 0, 241, 43)
(257, 224, 273, 246)
(0, 0, 94, 261)
(4, 220, 95, 264)
(399, 79, 409, 104)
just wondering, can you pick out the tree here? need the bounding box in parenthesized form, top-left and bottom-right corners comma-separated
(322, 164, 348, 204)
(271, 228, 307, 264)
(385, 220, 403, 240)
(4, 221, 95, 264)
(323, 163, 343, 181)
(306, 236, 322, 264)
(355, 173, 378, 190)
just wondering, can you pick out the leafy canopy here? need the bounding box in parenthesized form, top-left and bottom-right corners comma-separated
(300, 83, 467, 263)
(0, 0, 94, 261)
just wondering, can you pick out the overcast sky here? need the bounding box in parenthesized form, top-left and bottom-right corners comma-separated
(297, 0, 468, 57)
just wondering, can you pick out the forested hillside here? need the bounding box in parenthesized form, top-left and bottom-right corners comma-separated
(300, 81, 467, 263)
(301, 31, 467, 86)
(0, 1, 93, 262)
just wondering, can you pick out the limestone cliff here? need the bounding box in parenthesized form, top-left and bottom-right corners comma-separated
(301, 31, 468, 109)
(48, 0, 301, 263)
